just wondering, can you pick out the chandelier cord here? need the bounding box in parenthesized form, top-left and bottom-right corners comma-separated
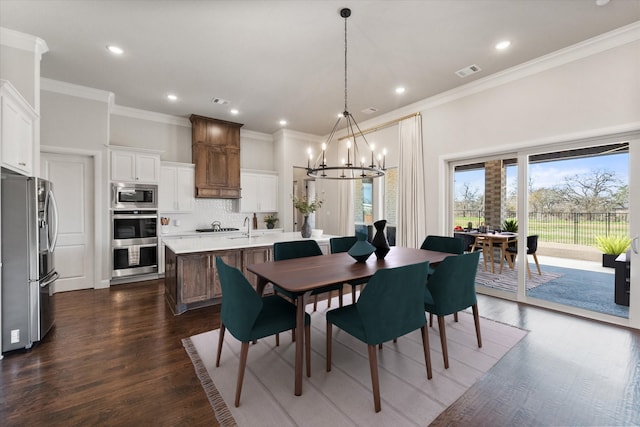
(344, 14, 348, 113)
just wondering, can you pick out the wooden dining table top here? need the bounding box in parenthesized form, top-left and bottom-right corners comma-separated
(247, 246, 453, 294)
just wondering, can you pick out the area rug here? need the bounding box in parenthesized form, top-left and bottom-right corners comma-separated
(183, 295, 527, 427)
(526, 265, 628, 318)
(475, 262, 562, 292)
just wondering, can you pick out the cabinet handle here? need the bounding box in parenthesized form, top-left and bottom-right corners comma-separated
(19, 162, 26, 166)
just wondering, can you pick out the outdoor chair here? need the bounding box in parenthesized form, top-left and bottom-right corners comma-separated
(326, 261, 432, 412)
(424, 251, 482, 369)
(273, 240, 344, 311)
(329, 236, 369, 302)
(215, 257, 311, 407)
(506, 235, 542, 279)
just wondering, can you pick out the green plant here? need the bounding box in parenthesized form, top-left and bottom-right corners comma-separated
(594, 235, 631, 255)
(263, 215, 278, 225)
(502, 218, 518, 232)
(292, 195, 323, 215)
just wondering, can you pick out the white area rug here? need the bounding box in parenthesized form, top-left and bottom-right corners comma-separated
(183, 295, 527, 427)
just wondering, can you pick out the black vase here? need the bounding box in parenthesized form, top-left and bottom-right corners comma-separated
(372, 219, 390, 259)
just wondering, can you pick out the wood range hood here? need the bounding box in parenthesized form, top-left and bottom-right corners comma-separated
(189, 114, 243, 199)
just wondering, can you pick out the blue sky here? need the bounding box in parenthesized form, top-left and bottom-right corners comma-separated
(454, 153, 629, 197)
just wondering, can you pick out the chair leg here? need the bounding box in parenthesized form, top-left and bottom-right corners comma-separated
(367, 344, 382, 413)
(437, 316, 449, 369)
(429, 312, 433, 327)
(454, 312, 459, 322)
(526, 258, 532, 279)
(305, 323, 311, 378)
(393, 338, 397, 343)
(420, 325, 432, 379)
(314, 294, 320, 311)
(326, 322, 333, 372)
(235, 341, 250, 407)
(275, 333, 279, 347)
(533, 253, 542, 275)
(351, 285, 357, 303)
(338, 287, 344, 307)
(472, 303, 482, 348)
(216, 323, 226, 367)
(378, 343, 383, 349)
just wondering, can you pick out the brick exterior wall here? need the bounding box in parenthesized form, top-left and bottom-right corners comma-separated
(484, 160, 505, 230)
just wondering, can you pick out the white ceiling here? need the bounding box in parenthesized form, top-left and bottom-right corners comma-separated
(1, 0, 639, 135)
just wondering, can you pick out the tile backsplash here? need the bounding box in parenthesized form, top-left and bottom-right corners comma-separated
(159, 198, 278, 233)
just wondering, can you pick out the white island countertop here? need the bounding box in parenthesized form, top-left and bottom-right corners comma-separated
(164, 231, 337, 254)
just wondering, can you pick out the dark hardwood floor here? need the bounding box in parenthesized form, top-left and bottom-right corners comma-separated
(1, 279, 639, 426)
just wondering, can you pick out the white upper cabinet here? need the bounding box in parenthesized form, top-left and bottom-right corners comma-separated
(1, 80, 36, 176)
(110, 148, 160, 183)
(239, 170, 278, 213)
(159, 162, 195, 212)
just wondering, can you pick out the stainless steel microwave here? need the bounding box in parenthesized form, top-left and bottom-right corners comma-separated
(112, 183, 157, 209)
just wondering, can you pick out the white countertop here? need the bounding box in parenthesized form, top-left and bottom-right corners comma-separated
(160, 228, 285, 239)
(164, 231, 336, 254)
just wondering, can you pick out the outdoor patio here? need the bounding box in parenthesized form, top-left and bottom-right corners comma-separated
(475, 254, 628, 318)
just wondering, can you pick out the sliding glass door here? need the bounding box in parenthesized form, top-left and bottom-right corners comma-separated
(450, 134, 639, 327)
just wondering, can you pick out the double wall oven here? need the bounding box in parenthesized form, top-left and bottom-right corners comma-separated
(111, 183, 158, 280)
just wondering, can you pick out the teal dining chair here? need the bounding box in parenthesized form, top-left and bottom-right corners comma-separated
(215, 257, 311, 407)
(420, 235, 465, 275)
(273, 240, 344, 311)
(423, 251, 482, 369)
(329, 236, 369, 303)
(326, 261, 432, 412)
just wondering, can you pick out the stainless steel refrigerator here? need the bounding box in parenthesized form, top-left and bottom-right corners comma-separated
(1, 173, 59, 352)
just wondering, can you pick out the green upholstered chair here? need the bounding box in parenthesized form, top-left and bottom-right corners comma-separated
(215, 257, 311, 407)
(420, 235, 465, 275)
(329, 236, 369, 302)
(326, 261, 432, 412)
(423, 251, 482, 369)
(273, 240, 344, 311)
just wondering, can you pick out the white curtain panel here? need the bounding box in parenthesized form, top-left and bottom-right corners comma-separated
(338, 180, 355, 236)
(397, 114, 426, 248)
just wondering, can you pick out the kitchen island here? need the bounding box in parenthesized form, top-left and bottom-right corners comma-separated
(164, 232, 335, 314)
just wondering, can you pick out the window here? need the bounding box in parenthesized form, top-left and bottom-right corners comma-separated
(354, 167, 398, 226)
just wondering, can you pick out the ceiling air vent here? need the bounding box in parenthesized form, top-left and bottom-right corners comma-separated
(211, 97, 230, 105)
(455, 64, 482, 78)
(361, 107, 378, 114)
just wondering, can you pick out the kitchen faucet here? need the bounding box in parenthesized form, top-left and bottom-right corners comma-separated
(243, 216, 252, 238)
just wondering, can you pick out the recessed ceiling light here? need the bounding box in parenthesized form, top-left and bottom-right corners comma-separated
(395, 87, 406, 94)
(106, 45, 124, 55)
(596, 0, 610, 6)
(230, 109, 239, 115)
(167, 94, 178, 101)
(279, 120, 287, 126)
(495, 40, 511, 50)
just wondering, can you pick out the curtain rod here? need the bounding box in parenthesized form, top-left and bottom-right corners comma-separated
(337, 112, 421, 141)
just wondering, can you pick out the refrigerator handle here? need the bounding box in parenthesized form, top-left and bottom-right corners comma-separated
(632, 235, 639, 255)
(40, 271, 60, 288)
(48, 189, 60, 252)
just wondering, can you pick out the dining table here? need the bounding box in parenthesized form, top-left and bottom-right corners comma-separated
(247, 246, 453, 396)
(457, 230, 517, 274)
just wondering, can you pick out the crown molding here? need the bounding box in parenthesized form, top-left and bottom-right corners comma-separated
(0, 27, 49, 59)
(241, 128, 273, 142)
(41, 78, 114, 104)
(359, 21, 640, 130)
(275, 128, 323, 142)
(110, 104, 191, 127)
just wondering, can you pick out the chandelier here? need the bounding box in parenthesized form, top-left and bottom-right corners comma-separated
(306, 8, 386, 180)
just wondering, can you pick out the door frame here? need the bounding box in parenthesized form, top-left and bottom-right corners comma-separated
(41, 145, 107, 289)
(442, 127, 640, 329)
